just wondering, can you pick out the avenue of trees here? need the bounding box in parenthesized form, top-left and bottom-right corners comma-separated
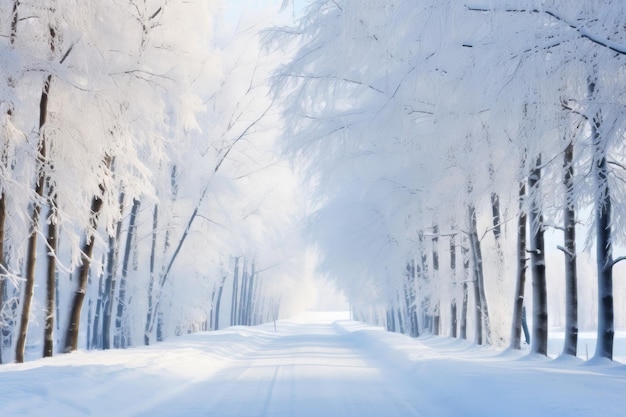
(269, 0, 626, 360)
(3, 0, 626, 365)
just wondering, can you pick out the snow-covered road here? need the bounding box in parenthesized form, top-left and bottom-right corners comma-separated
(1, 312, 625, 416)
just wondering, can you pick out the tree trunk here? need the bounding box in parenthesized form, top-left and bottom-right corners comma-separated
(589, 75, 614, 360)
(488, 163, 504, 259)
(91, 260, 104, 349)
(102, 192, 124, 349)
(0, 0, 18, 363)
(510, 180, 528, 350)
(114, 198, 140, 348)
(460, 236, 470, 340)
(449, 235, 457, 338)
(209, 284, 216, 330)
(386, 309, 395, 332)
(416, 232, 430, 332)
(230, 257, 240, 326)
(245, 261, 256, 326)
(238, 259, 248, 325)
(214, 274, 227, 330)
(64, 170, 108, 352)
(562, 140, 578, 357)
(468, 203, 490, 344)
(43, 195, 57, 357)
(404, 260, 419, 337)
(143, 167, 179, 344)
(529, 156, 548, 356)
(144, 204, 158, 345)
(396, 301, 405, 334)
(0, 192, 5, 364)
(431, 225, 440, 335)
(86, 299, 93, 349)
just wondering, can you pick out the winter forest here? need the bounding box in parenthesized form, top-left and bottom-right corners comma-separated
(1, 0, 626, 367)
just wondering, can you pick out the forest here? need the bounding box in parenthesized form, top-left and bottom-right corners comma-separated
(1, 0, 626, 364)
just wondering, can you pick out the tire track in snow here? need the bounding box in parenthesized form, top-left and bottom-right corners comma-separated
(259, 365, 281, 417)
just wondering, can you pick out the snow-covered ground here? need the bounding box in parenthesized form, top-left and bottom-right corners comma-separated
(1, 311, 625, 417)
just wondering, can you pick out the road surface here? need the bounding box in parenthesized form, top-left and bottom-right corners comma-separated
(1, 312, 625, 416)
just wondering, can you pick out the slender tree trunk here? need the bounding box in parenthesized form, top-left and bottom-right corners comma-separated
(252, 273, 264, 326)
(230, 257, 240, 326)
(64, 164, 108, 352)
(114, 198, 140, 348)
(144, 204, 158, 345)
(102, 192, 124, 349)
(386, 309, 395, 332)
(488, 164, 504, 262)
(245, 261, 256, 326)
(431, 225, 440, 335)
(471, 256, 482, 344)
(238, 259, 248, 326)
(468, 203, 490, 344)
(86, 299, 93, 349)
(43, 195, 57, 357)
(402, 281, 411, 334)
(450, 235, 457, 338)
(491, 192, 502, 243)
(209, 284, 216, 330)
(416, 231, 430, 333)
(0, 191, 5, 364)
(510, 180, 528, 350)
(0, 145, 7, 362)
(91, 260, 104, 349)
(529, 156, 548, 356)
(460, 236, 469, 340)
(396, 299, 405, 334)
(143, 167, 178, 345)
(214, 274, 227, 330)
(0, 0, 18, 363)
(404, 260, 419, 337)
(562, 140, 578, 356)
(156, 311, 164, 342)
(410, 260, 419, 337)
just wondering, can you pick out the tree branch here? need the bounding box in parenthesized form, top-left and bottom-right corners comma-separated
(214, 101, 273, 174)
(149, 7, 162, 20)
(466, 5, 626, 55)
(612, 256, 626, 268)
(59, 43, 74, 64)
(479, 214, 516, 242)
(277, 73, 384, 94)
(557, 245, 575, 259)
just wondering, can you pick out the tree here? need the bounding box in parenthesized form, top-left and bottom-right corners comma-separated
(16, 7, 63, 362)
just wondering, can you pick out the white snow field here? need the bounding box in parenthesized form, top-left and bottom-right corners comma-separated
(1, 312, 625, 417)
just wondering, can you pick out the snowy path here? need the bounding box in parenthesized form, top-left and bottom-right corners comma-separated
(1, 312, 626, 417)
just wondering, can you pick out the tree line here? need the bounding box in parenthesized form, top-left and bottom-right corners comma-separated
(268, 0, 626, 360)
(0, 1, 301, 364)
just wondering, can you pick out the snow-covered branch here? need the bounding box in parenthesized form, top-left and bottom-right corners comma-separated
(466, 4, 626, 55)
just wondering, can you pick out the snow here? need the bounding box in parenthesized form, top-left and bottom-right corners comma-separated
(1, 312, 625, 417)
